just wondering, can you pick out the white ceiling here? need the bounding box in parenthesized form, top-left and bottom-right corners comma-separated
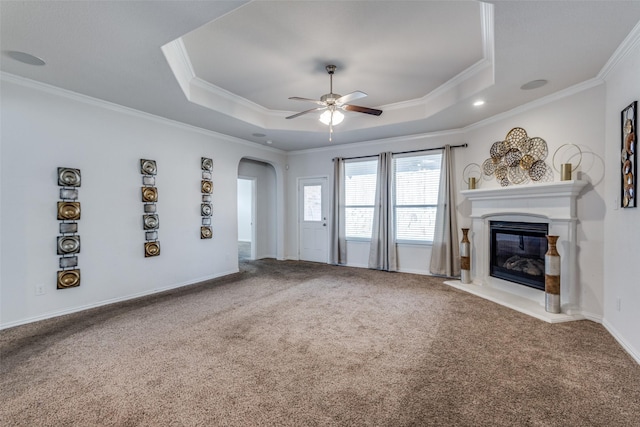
(2, 1, 640, 151)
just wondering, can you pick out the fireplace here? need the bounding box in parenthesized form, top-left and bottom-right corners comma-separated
(454, 180, 587, 322)
(489, 221, 548, 290)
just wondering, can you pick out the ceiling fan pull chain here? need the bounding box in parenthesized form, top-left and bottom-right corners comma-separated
(329, 109, 334, 142)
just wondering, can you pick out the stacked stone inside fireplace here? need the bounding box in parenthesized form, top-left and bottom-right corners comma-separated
(489, 221, 548, 290)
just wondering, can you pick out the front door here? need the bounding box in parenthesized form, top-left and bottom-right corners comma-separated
(299, 177, 328, 263)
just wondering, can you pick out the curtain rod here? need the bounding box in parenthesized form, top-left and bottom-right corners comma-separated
(332, 143, 468, 161)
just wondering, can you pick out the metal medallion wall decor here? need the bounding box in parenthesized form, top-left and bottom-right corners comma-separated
(57, 167, 81, 289)
(141, 159, 160, 256)
(621, 101, 637, 208)
(482, 127, 552, 186)
(201, 157, 213, 239)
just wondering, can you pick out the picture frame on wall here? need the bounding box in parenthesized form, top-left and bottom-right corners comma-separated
(621, 101, 637, 208)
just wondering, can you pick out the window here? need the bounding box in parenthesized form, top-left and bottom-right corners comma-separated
(394, 153, 442, 243)
(345, 159, 378, 239)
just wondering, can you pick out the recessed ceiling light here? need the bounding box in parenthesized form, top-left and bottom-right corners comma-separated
(266, 140, 273, 145)
(520, 79, 548, 90)
(252, 133, 266, 138)
(473, 100, 485, 107)
(6, 50, 46, 66)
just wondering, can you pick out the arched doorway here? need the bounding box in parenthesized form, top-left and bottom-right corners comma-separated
(237, 158, 277, 260)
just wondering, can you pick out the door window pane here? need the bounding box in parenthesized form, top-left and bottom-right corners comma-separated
(303, 185, 322, 221)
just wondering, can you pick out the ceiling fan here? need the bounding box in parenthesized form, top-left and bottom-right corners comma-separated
(286, 65, 383, 141)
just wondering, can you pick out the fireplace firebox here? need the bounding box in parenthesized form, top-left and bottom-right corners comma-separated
(489, 221, 548, 290)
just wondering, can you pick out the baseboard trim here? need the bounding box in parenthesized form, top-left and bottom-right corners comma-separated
(602, 319, 640, 365)
(397, 267, 431, 276)
(0, 269, 239, 330)
(346, 262, 369, 269)
(581, 310, 604, 324)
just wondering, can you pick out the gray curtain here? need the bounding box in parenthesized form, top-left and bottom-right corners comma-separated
(330, 157, 347, 265)
(429, 145, 460, 277)
(368, 152, 397, 271)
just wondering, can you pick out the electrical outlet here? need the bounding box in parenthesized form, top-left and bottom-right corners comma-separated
(616, 298, 621, 312)
(35, 284, 46, 296)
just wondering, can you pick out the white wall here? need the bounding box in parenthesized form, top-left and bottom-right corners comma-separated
(0, 75, 286, 328)
(238, 159, 277, 259)
(237, 178, 253, 242)
(285, 131, 465, 273)
(602, 29, 640, 361)
(459, 84, 607, 321)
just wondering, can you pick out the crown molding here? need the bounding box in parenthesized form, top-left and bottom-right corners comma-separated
(599, 18, 640, 80)
(190, 76, 276, 117)
(0, 72, 285, 155)
(287, 128, 465, 157)
(161, 38, 195, 98)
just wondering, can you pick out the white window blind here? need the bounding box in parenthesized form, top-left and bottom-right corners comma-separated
(394, 153, 442, 242)
(344, 159, 378, 239)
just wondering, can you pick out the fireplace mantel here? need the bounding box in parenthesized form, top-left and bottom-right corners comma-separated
(447, 180, 588, 323)
(461, 180, 588, 220)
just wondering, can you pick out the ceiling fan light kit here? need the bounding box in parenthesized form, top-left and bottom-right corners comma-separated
(319, 109, 344, 125)
(287, 64, 383, 141)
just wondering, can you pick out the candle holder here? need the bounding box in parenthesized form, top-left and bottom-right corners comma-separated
(552, 144, 582, 181)
(462, 163, 481, 189)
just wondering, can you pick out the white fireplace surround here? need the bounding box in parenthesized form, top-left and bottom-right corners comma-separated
(446, 180, 588, 323)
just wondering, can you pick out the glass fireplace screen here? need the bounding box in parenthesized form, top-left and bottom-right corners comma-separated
(489, 221, 549, 290)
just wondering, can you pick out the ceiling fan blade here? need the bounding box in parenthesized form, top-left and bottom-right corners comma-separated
(342, 104, 383, 116)
(335, 91, 367, 105)
(288, 97, 326, 106)
(286, 106, 327, 120)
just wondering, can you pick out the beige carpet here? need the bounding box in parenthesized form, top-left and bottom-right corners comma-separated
(1, 259, 639, 426)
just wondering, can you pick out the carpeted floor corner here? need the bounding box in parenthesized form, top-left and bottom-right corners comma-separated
(1, 259, 639, 426)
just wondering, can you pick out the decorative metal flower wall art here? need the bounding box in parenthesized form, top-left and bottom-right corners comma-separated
(57, 201, 81, 221)
(141, 187, 158, 203)
(482, 127, 552, 186)
(201, 203, 212, 217)
(57, 235, 80, 255)
(144, 241, 161, 257)
(141, 159, 160, 256)
(58, 167, 81, 187)
(140, 159, 157, 176)
(57, 269, 80, 289)
(201, 180, 213, 194)
(143, 214, 159, 230)
(200, 157, 213, 239)
(200, 226, 213, 239)
(57, 167, 81, 289)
